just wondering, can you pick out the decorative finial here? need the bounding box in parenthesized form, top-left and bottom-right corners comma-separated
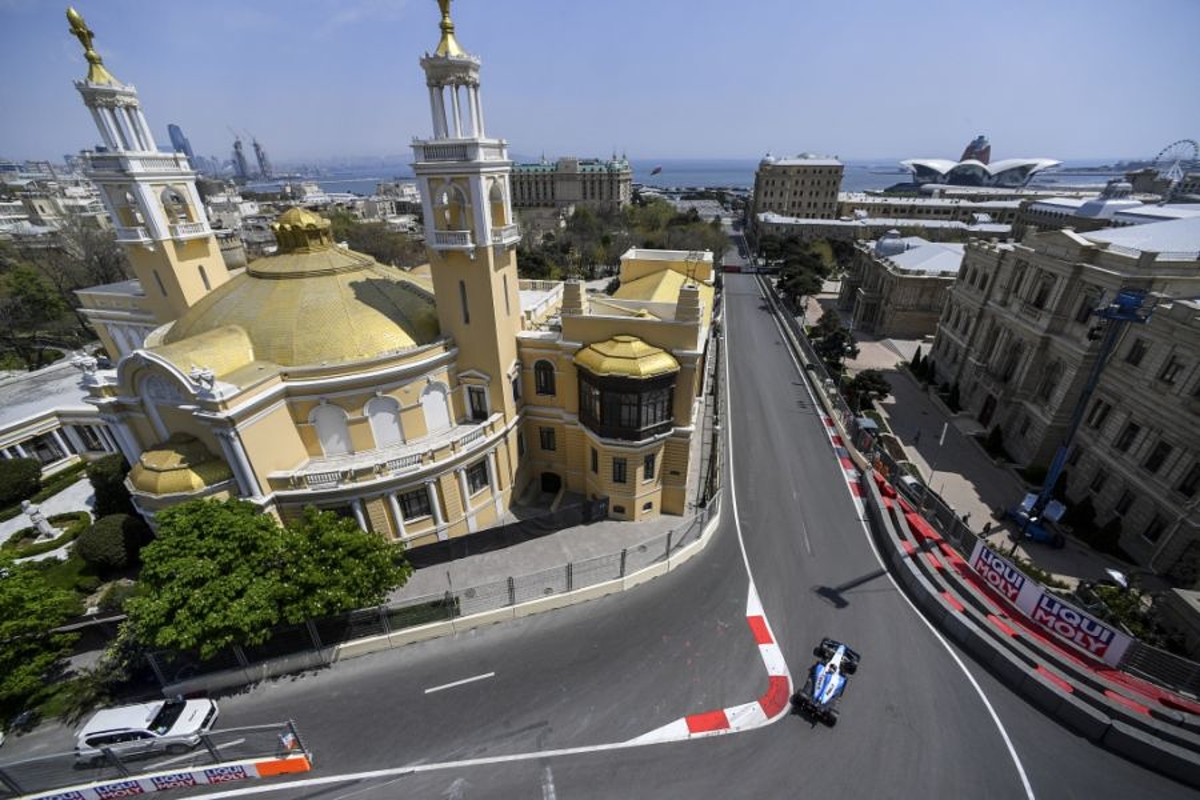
(435, 0, 465, 57)
(66, 7, 118, 84)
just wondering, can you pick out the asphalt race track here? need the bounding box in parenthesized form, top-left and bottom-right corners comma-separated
(170, 273, 1193, 799)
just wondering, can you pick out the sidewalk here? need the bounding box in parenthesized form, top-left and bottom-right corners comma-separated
(799, 284, 1140, 591)
(1, 478, 95, 562)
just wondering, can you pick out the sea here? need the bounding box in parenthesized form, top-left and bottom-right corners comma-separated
(247, 157, 1121, 197)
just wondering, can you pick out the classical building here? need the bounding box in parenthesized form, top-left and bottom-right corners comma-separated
(750, 154, 843, 225)
(511, 156, 632, 211)
(929, 217, 1200, 577)
(837, 193, 1019, 226)
(61, 3, 713, 546)
(837, 232, 964, 338)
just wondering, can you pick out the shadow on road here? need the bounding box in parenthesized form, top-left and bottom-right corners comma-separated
(813, 568, 888, 609)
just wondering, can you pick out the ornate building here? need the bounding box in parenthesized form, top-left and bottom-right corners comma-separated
(64, 3, 714, 545)
(930, 218, 1200, 577)
(511, 156, 633, 211)
(65, 8, 231, 360)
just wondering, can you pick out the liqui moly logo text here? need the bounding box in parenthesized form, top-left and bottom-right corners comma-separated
(971, 547, 1026, 602)
(1031, 595, 1118, 657)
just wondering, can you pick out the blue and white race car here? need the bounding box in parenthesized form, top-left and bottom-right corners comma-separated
(792, 638, 860, 725)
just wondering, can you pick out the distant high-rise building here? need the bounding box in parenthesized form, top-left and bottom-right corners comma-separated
(167, 123, 194, 161)
(252, 138, 272, 179)
(231, 138, 250, 181)
(959, 134, 992, 165)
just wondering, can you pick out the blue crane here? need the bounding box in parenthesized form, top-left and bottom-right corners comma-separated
(1012, 287, 1154, 545)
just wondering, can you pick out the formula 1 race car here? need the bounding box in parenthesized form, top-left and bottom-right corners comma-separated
(791, 638, 860, 726)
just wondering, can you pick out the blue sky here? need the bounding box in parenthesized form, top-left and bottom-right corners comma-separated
(1, 0, 1198, 164)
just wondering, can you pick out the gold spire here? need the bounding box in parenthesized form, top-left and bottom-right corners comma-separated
(66, 7, 119, 85)
(435, 0, 465, 57)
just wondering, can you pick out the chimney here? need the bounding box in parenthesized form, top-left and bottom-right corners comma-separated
(562, 279, 588, 316)
(675, 283, 702, 324)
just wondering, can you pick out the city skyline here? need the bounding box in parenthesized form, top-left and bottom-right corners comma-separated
(1, 0, 1198, 165)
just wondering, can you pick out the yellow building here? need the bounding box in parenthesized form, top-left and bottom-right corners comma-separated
(69, 3, 714, 545)
(65, 8, 231, 360)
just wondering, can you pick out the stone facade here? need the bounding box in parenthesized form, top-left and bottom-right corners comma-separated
(837, 234, 963, 339)
(930, 219, 1200, 577)
(750, 155, 843, 225)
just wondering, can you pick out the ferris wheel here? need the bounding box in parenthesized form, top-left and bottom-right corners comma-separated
(1153, 139, 1199, 184)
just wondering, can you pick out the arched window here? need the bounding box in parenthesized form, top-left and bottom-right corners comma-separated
(421, 383, 452, 435)
(535, 360, 556, 396)
(160, 187, 191, 224)
(488, 179, 507, 227)
(311, 403, 352, 456)
(366, 396, 404, 448)
(433, 183, 469, 231)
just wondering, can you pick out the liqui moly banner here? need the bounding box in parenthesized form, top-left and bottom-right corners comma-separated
(967, 540, 1134, 666)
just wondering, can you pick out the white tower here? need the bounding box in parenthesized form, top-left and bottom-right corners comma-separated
(412, 0, 523, 423)
(67, 7, 230, 358)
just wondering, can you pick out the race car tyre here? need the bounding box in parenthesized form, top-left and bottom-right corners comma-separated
(843, 661, 857, 675)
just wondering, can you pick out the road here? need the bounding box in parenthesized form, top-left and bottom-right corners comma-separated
(7, 274, 1191, 799)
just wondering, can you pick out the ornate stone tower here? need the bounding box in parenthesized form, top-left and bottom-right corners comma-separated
(412, 0, 524, 423)
(67, 8, 230, 357)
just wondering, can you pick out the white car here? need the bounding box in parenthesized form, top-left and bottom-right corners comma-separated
(75, 698, 219, 765)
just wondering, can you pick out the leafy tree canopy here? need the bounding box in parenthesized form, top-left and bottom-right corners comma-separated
(845, 369, 893, 411)
(0, 555, 80, 718)
(127, 500, 411, 658)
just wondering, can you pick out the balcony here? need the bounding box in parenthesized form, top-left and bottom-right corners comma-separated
(411, 139, 508, 164)
(431, 229, 474, 250)
(170, 221, 211, 240)
(491, 223, 520, 245)
(268, 413, 501, 494)
(83, 152, 192, 176)
(114, 225, 151, 244)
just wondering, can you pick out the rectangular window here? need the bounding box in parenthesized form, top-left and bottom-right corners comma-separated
(517, 431, 525, 457)
(539, 426, 556, 451)
(511, 375, 522, 403)
(1159, 356, 1184, 385)
(1114, 422, 1141, 452)
(459, 280, 470, 324)
(1114, 490, 1135, 516)
(1178, 463, 1200, 498)
(1086, 399, 1111, 429)
(468, 386, 488, 421)
(612, 457, 627, 484)
(399, 488, 431, 520)
(1143, 514, 1166, 543)
(1089, 470, 1108, 493)
(1074, 293, 1096, 323)
(644, 452, 657, 481)
(1125, 338, 1148, 366)
(1143, 440, 1173, 474)
(466, 460, 489, 494)
(1067, 446, 1084, 466)
(590, 447, 598, 474)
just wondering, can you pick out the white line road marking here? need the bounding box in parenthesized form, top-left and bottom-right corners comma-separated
(800, 518, 813, 555)
(147, 737, 245, 770)
(756, 277, 1035, 800)
(424, 672, 495, 694)
(541, 765, 557, 800)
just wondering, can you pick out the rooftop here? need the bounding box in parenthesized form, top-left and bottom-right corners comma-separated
(0, 360, 94, 431)
(1083, 216, 1200, 257)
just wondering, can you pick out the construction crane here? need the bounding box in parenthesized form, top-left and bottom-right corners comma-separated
(1011, 288, 1154, 546)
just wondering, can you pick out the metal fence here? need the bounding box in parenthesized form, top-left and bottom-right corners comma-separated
(0, 720, 306, 799)
(759, 272, 1200, 699)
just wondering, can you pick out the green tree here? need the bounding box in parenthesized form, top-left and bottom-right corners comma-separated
(813, 327, 858, 374)
(778, 268, 821, 308)
(86, 454, 134, 517)
(0, 456, 42, 507)
(811, 308, 845, 340)
(322, 211, 424, 267)
(0, 555, 80, 719)
(845, 369, 893, 411)
(127, 499, 410, 658)
(0, 265, 69, 369)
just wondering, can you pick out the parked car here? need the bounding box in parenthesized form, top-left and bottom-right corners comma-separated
(75, 698, 219, 766)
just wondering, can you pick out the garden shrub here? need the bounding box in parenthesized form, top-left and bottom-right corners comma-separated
(75, 514, 151, 572)
(86, 454, 134, 517)
(0, 457, 41, 507)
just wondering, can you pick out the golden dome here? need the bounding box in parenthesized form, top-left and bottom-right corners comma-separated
(574, 335, 680, 379)
(159, 214, 440, 369)
(128, 434, 234, 495)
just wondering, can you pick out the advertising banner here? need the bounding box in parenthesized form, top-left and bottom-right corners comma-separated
(967, 540, 1133, 666)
